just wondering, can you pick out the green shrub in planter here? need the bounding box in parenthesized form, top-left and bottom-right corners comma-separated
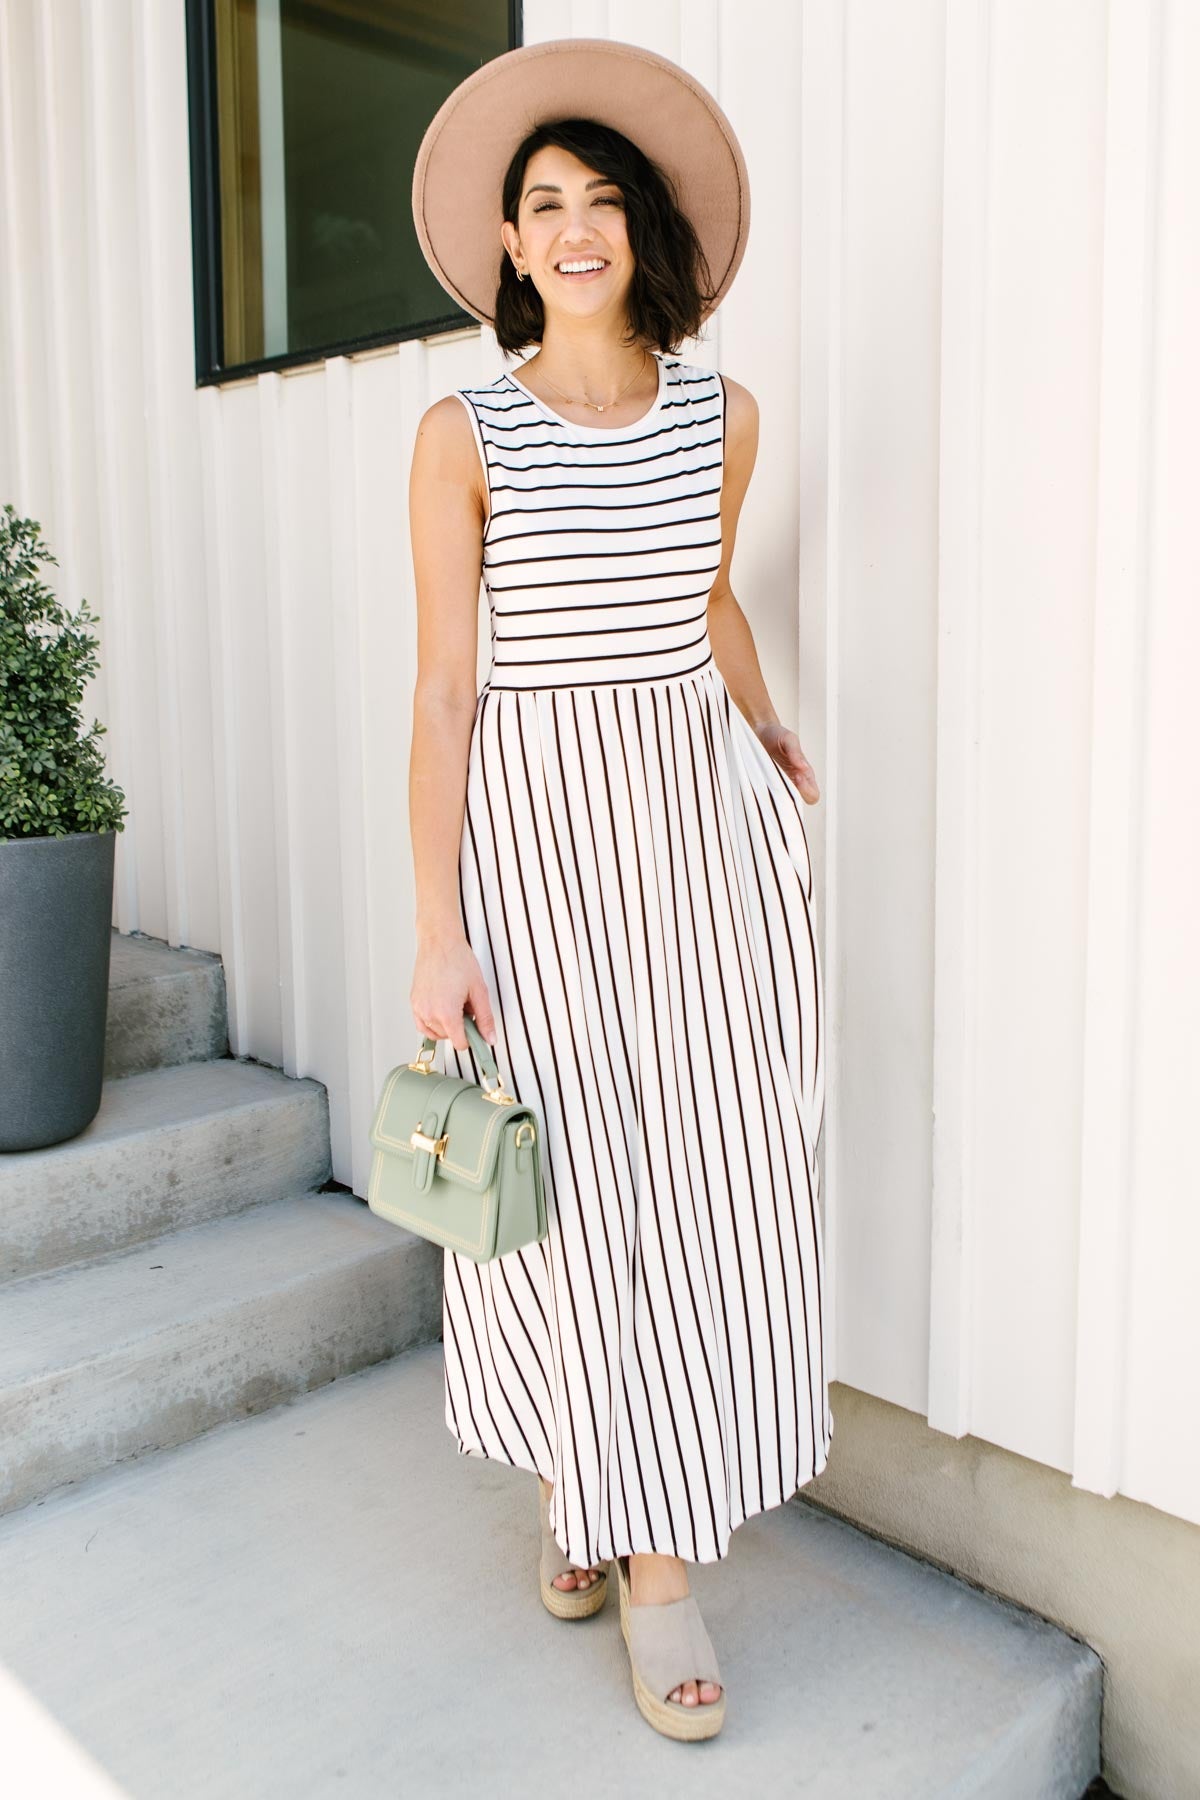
(1, 502, 129, 1150)
(1, 503, 127, 840)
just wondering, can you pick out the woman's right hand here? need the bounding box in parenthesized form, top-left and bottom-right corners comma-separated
(410, 933, 497, 1053)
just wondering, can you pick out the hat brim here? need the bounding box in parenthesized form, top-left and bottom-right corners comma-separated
(411, 38, 750, 329)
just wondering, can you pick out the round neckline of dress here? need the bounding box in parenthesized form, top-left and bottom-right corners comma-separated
(505, 351, 667, 436)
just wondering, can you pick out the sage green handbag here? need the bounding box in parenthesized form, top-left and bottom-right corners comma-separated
(366, 1014, 547, 1262)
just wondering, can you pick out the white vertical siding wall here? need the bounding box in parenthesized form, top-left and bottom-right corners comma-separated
(928, 0, 1110, 1475)
(1102, 0, 1198, 1523)
(0, 0, 1195, 1526)
(798, 0, 1198, 1522)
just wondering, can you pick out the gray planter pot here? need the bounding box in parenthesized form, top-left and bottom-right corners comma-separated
(0, 829, 116, 1152)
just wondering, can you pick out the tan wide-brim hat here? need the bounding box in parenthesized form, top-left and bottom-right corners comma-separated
(411, 37, 750, 327)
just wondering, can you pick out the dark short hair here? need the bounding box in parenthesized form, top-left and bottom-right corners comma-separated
(493, 117, 717, 357)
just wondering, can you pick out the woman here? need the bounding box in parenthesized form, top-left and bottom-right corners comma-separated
(406, 39, 830, 1742)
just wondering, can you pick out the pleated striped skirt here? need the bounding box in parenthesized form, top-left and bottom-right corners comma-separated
(440, 654, 831, 1569)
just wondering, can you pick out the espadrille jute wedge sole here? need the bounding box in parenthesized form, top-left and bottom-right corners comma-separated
(613, 1554, 726, 1741)
(538, 1476, 608, 1620)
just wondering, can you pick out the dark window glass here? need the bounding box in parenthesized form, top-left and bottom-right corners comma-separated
(187, 1, 518, 380)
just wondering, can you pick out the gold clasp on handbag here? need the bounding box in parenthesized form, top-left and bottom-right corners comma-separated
(409, 1126, 448, 1157)
(480, 1070, 517, 1106)
(407, 1044, 439, 1073)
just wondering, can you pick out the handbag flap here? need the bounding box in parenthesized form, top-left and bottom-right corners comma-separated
(369, 1065, 517, 1194)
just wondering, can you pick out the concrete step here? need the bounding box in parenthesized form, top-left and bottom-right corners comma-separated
(0, 1343, 1102, 1799)
(0, 1193, 441, 1516)
(0, 1059, 331, 1282)
(105, 930, 229, 1079)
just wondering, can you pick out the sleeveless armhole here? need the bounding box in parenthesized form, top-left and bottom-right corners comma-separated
(715, 371, 728, 513)
(452, 390, 492, 542)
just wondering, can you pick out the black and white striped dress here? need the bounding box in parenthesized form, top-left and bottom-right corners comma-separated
(440, 350, 831, 1568)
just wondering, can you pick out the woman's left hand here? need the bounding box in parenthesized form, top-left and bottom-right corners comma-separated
(757, 722, 821, 804)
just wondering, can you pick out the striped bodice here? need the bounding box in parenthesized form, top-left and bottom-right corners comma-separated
(453, 352, 724, 691)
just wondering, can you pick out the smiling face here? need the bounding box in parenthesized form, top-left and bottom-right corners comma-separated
(501, 143, 635, 324)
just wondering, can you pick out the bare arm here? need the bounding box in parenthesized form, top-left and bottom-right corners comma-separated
(707, 376, 820, 804)
(407, 394, 497, 1050)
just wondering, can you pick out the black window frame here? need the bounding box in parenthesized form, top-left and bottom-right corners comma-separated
(184, 0, 523, 387)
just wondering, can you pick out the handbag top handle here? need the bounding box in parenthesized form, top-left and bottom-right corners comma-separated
(415, 1013, 500, 1082)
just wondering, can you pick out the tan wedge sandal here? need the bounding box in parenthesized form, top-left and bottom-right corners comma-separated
(537, 1475, 608, 1620)
(613, 1554, 726, 1741)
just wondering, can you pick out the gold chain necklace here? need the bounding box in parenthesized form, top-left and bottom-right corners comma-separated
(530, 349, 651, 414)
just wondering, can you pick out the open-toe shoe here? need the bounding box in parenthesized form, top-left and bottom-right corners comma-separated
(613, 1554, 726, 1740)
(537, 1475, 608, 1620)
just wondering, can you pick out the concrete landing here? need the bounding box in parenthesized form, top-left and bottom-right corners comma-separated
(0, 1344, 1101, 1799)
